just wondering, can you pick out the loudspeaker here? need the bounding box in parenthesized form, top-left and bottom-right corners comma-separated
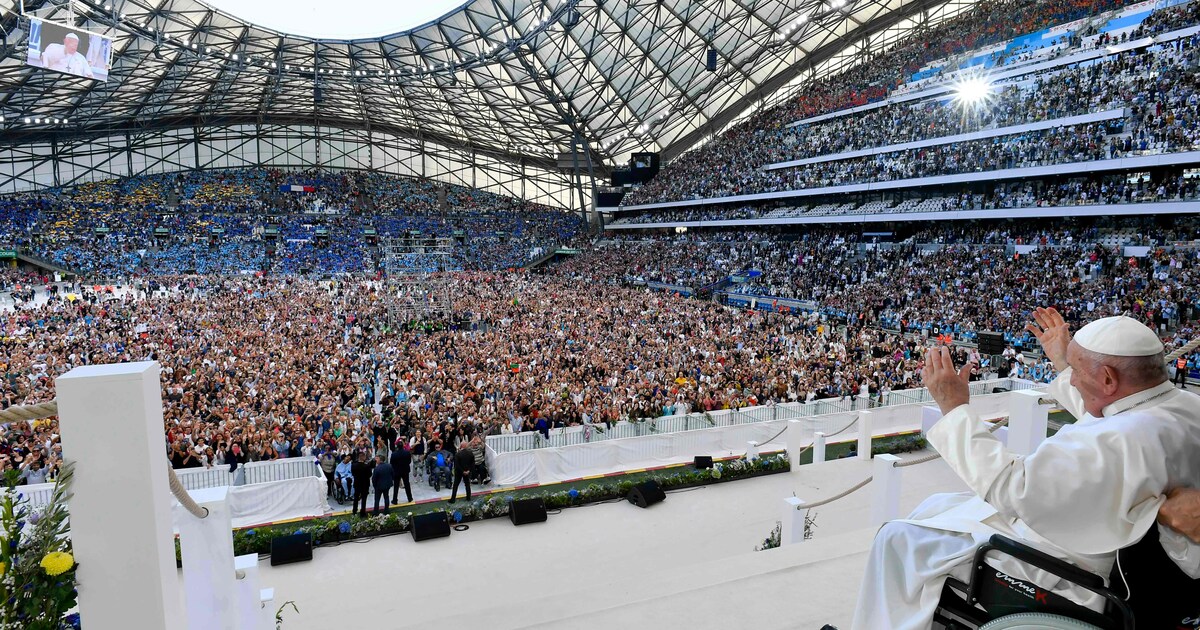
(269, 532, 313, 566)
(706, 48, 718, 71)
(977, 331, 1005, 355)
(411, 511, 451, 542)
(694, 456, 714, 469)
(313, 86, 323, 103)
(627, 480, 666, 508)
(509, 498, 548, 526)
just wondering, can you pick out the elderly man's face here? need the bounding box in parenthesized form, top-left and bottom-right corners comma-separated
(63, 36, 79, 54)
(1067, 341, 1110, 417)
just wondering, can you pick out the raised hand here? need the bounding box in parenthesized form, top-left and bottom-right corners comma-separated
(1024, 307, 1071, 371)
(921, 346, 973, 416)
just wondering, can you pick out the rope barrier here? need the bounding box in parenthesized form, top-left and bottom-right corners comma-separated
(793, 417, 1010, 511)
(798, 476, 874, 509)
(0, 399, 208, 519)
(1166, 336, 1200, 362)
(0, 400, 59, 423)
(762, 413, 860, 460)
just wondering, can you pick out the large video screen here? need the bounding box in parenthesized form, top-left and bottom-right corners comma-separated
(26, 18, 112, 82)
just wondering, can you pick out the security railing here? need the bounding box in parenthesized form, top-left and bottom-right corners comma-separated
(486, 378, 1028, 454)
(171, 455, 322, 491)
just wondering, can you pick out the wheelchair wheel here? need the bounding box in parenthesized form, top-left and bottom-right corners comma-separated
(980, 613, 1104, 630)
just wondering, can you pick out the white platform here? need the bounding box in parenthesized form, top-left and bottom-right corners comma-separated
(258, 451, 968, 629)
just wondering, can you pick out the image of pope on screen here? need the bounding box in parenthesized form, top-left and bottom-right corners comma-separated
(25, 18, 112, 82)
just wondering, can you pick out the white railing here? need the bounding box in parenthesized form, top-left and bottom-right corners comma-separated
(487, 378, 1029, 454)
(8, 456, 325, 511)
(3, 481, 56, 509)
(172, 456, 322, 491)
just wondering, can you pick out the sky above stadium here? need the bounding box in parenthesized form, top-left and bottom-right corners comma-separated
(204, 0, 468, 38)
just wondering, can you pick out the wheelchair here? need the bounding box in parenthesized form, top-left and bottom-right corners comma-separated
(935, 528, 1199, 630)
(426, 454, 452, 492)
(332, 478, 353, 505)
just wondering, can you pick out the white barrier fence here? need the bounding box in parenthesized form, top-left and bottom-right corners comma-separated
(486, 378, 1032, 454)
(173, 456, 324, 491)
(11, 455, 326, 512)
(171, 476, 328, 532)
(486, 379, 1030, 487)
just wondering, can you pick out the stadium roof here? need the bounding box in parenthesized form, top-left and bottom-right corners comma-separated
(0, 0, 952, 170)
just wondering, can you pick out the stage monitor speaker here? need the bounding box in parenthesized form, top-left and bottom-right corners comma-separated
(510, 498, 548, 526)
(411, 511, 451, 542)
(978, 331, 1005, 355)
(706, 48, 718, 71)
(269, 532, 313, 566)
(627, 480, 666, 508)
(694, 456, 714, 469)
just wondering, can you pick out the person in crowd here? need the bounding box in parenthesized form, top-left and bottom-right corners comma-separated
(449, 443, 475, 504)
(389, 439, 413, 504)
(319, 449, 338, 496)
(371, 454, 394, 515)
(350, 452, 373, 518)
(335, 455, 353, 499)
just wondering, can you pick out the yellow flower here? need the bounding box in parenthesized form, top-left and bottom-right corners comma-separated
(0, 561, 5, 575)
(40, 551, 74, 576)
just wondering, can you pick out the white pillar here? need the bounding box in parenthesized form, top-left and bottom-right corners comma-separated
(1008, 390, 1051, 456)
(870, 454, 902, 527)
(259, 588, 275, 630)
(56, 362, 185, 630)
(786, 419, 806, 469)
(920, 405, 943, 434)
(746, 440, 760, 461)
(813, 432, 827, 464)
(857, 410, 874, 461)
(177, 487, 237, 630)
(782, 497, 807, 544)
(234, 554, 263, 630)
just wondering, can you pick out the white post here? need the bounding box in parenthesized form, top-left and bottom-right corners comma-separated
(870, 454, 902, 527)
(1008, 390, 1051, 456)
(234, 555, 263, 630)
(813, 432, 827, 464)
(782, 497, 807, 544)
(857, 410, 874, 461)
(921, 405, 943, 435)
(786, 419, 806, 470)
(259, 588, 275, 630)
(746, 440, 760, 461)
(56, 362, 185, 630)
(176, 487, 237, 630)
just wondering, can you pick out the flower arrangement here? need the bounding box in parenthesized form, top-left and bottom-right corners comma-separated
(212, 453, 793, 558)
(1, 464, 79, 630)
(755, 522, 782, 551)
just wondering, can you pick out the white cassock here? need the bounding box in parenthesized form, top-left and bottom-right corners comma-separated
(41, 44, 95, 79)
(852, 370, 1200, 629)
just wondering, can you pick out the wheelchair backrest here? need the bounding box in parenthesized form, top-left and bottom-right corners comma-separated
(1110, 526, 1200, 629)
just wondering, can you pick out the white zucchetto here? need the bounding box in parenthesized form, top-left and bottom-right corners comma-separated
(1073, 316, 1164, 357)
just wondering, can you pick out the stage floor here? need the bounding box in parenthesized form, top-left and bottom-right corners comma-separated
(258, 452, 968, 630)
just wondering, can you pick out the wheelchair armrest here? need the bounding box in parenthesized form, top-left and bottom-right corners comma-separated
(983, 534, 1105, 590)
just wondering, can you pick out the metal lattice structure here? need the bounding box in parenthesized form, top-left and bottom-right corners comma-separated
(0, 0, 980, 200)
(382, 235, 457, 325)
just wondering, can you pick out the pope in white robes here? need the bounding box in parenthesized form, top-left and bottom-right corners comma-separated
(852, 309, 1200, 629)
(41, 33, 95, 79)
